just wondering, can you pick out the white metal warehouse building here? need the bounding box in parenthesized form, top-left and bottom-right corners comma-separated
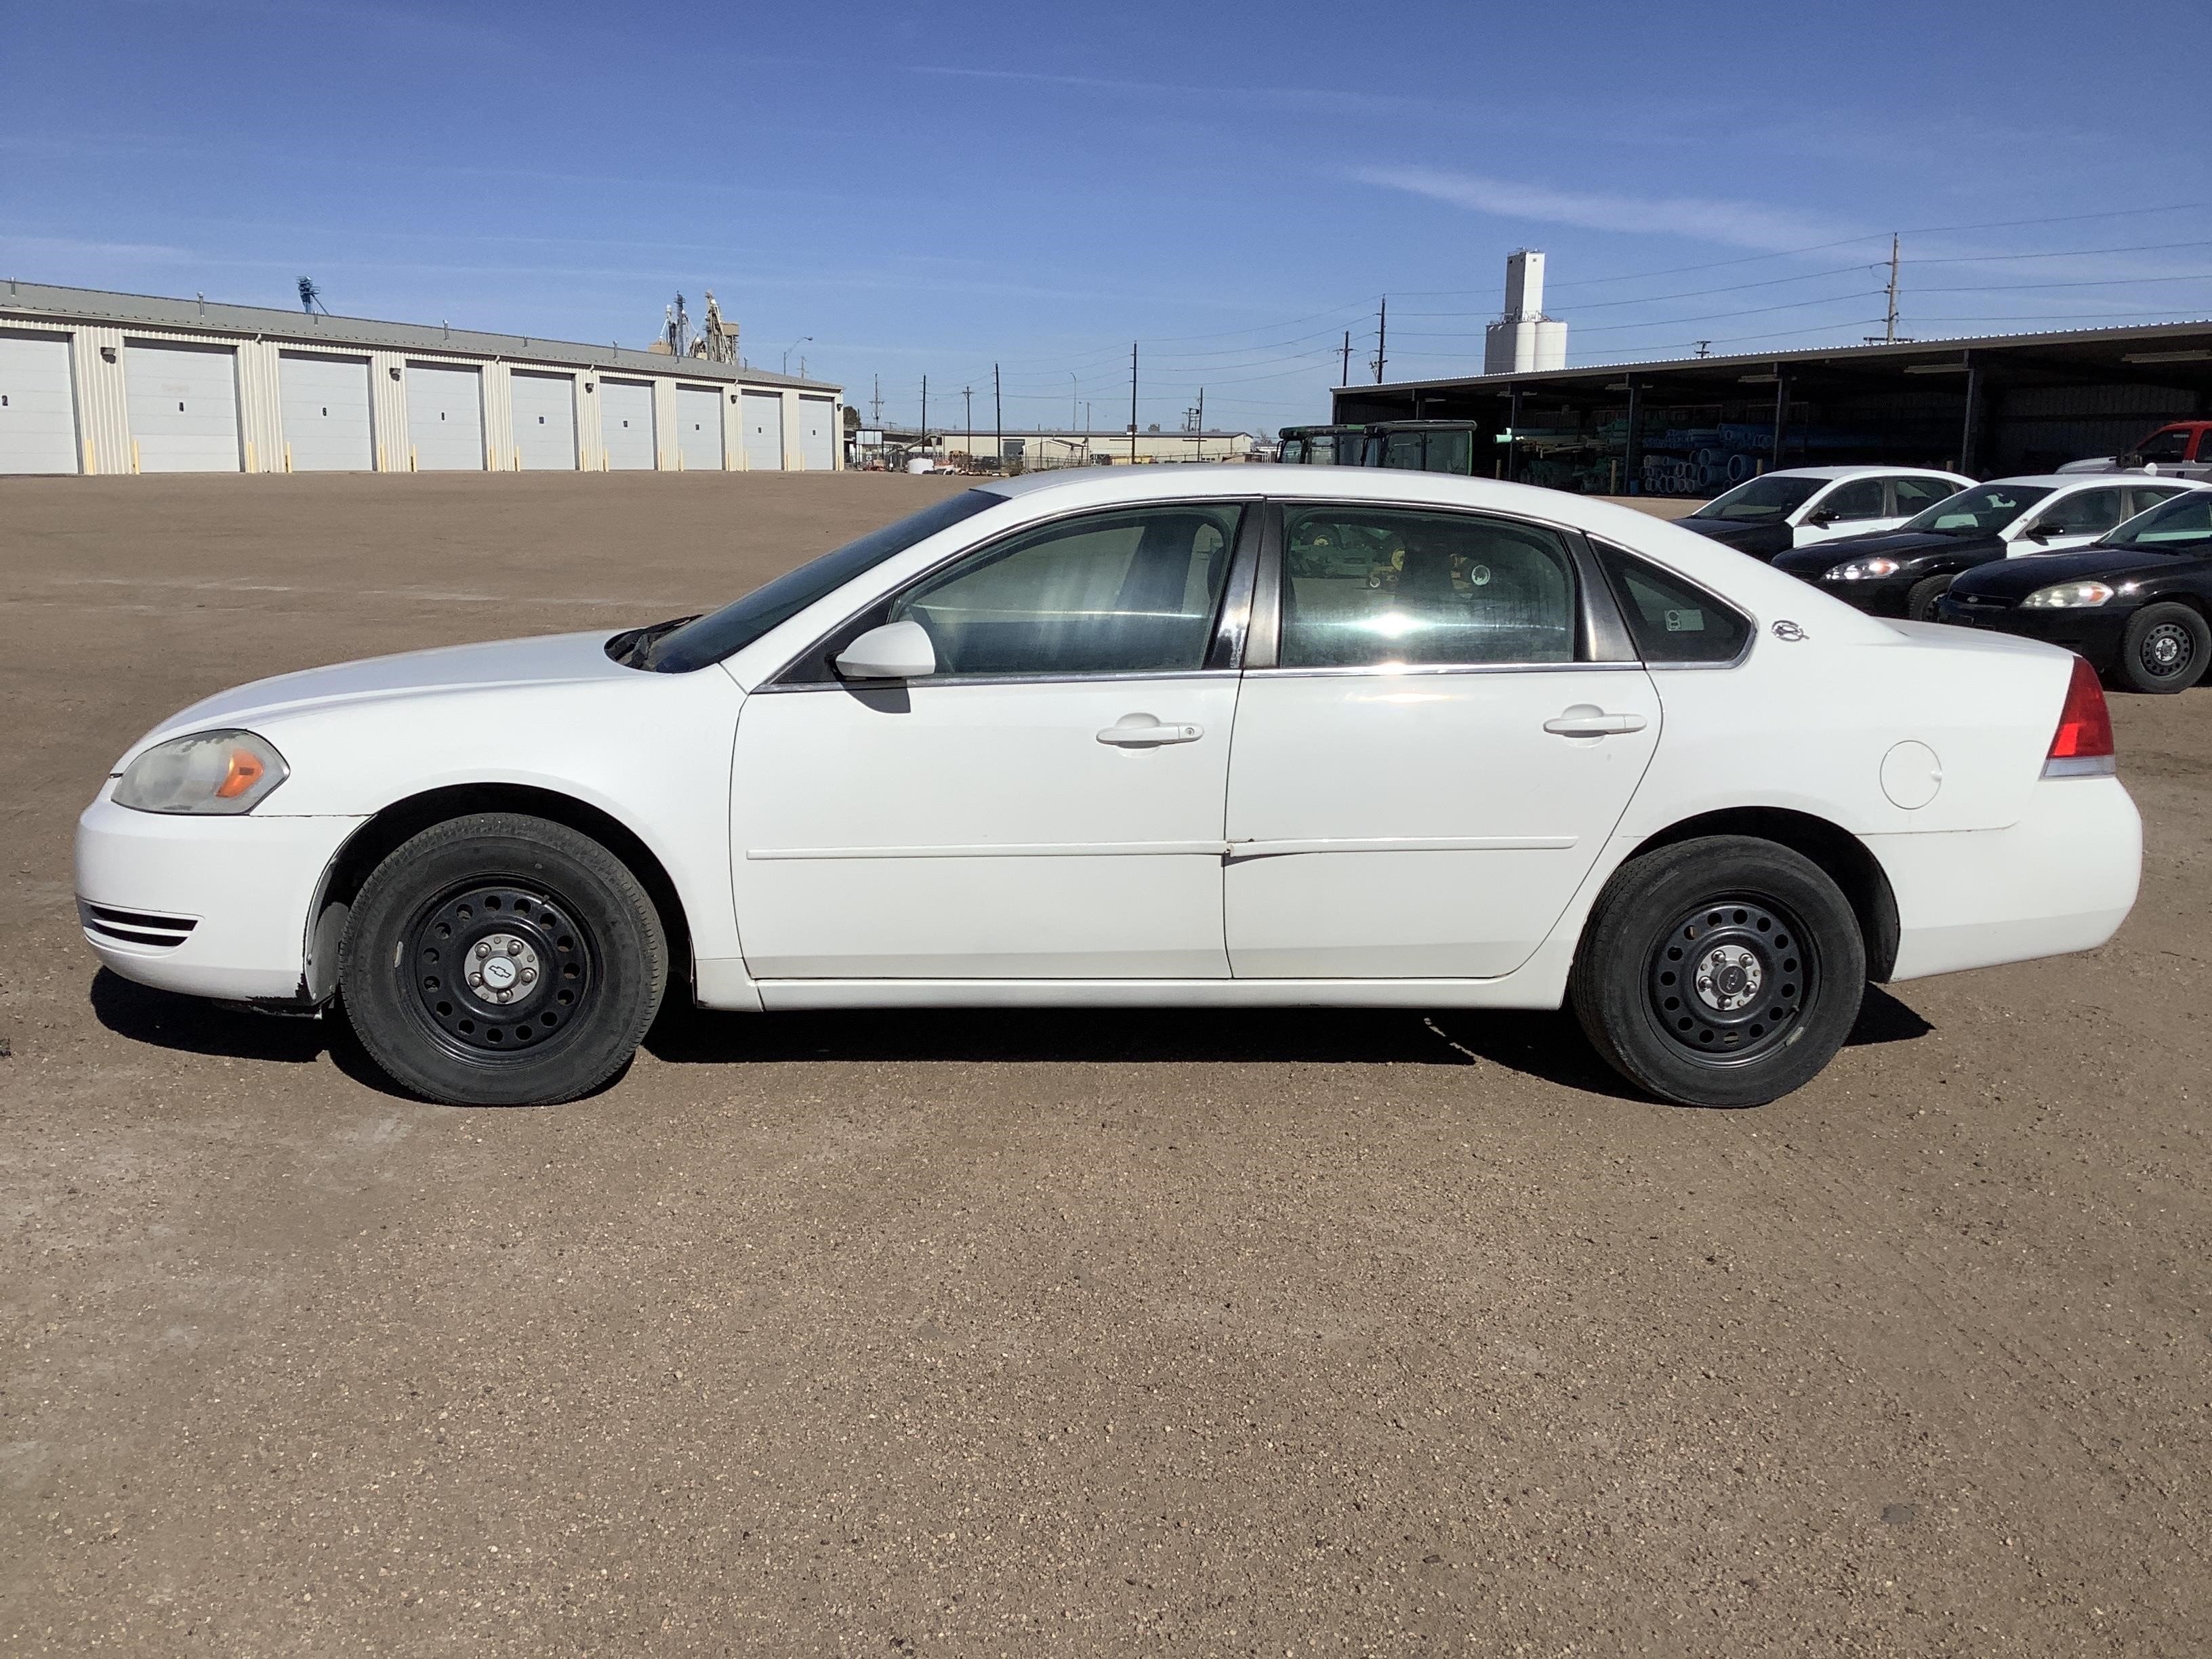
(0, 281, 844, 477)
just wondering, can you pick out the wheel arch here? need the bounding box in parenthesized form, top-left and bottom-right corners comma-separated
(1624, 806, 1900, 982)
(303, 783, 694, 1004)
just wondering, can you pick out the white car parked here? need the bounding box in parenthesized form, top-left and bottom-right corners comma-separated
(1675, 465, 1975, 560)
(78, 468, 2142, 1109)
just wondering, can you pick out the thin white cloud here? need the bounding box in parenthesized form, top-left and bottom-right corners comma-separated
(1348, 165, 1853, 253)
(0, 232, 193, 263)
(910, 62, 1412, 118)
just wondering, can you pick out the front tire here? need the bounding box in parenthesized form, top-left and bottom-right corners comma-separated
(1904, 573, 1952, 622)
(2112, 602, 2210, 695)
(1570, 836, 1866, 1108)
(339, 813, 666, 1106)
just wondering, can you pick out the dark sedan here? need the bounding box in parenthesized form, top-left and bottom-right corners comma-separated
(1771, 476, 2195, 619)
(1938, 491, 2212, 693)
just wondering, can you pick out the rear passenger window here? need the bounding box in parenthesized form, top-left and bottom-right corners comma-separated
(1890, 476, 1955, 512)
(1279, 506, 1577, 669)
(1593, 542, 1750, 665)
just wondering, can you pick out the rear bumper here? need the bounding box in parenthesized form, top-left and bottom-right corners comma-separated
(1872, 775, 2141, 981)
(75, 789, 365, 1001)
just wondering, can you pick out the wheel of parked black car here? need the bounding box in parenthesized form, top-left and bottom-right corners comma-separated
(2112, 602, 2211, 695)
(1905, 573, 1952, 622)
(1570, 835, 1866, 1109)
(338, 813, 667, 1106)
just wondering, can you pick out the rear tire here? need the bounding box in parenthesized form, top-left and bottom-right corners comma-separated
(339, 813, 666, 1106)
(1570, 836, 1866, 1108)
(2113, 602, 2209, 694)
(1905, 573, 1952, 621)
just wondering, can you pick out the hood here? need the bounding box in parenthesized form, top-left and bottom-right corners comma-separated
(1771, 529, 1994, 577)
(130, 631, 635, 760)
(1948, 544, 2209, 600)
(1676, 516, 1793, 559)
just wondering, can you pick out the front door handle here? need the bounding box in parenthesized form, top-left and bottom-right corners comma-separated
(1097, 716, 1204, 747)
(1544, 706, 1649, 738)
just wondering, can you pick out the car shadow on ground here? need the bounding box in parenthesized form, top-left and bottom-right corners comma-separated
(87, 971, 1935, 1107)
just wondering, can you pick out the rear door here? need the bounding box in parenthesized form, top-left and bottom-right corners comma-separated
(1223, 501, 1662, 979)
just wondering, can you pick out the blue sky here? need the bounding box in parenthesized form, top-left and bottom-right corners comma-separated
(8, 1, 2212, 436)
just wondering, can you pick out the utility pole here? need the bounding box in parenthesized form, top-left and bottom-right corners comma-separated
(963, 386, 973, 449)
(1130, 342, 1139, 466)
(1070, 372, 1078, 432)
(994, 363, 1002, 466)
(920, 375, 928, 459)
(1195, 387, 1204, 463)
(1693, 340, 1712, 359)
(1372, 297, 1388, 384)
(1883, 232, 1901, 342)
(1340, 330, 1352, 387)
(872, 374, 882, 428)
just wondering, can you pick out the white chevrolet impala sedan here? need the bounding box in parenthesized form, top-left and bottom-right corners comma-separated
(77, 468, 2141, 1109)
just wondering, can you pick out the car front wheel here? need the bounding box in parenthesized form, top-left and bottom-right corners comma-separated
(1570, 836, 1866, 1108)
(2112, 602, 2210, 695)
(339, 813, 667, 1106)
(1905, 573, 1952, 622)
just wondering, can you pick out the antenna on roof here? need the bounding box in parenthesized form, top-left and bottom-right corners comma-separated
(297, 276, 330, 316)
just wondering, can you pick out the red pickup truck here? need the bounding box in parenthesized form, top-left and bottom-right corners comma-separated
(2060, 420, 2212, 478)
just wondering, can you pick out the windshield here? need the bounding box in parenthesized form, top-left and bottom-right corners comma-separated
(641, 490, 1001, 672)
(2135, 427, 2192, 464)
(2106, 490, 2212, 554)
(1689, 475, 1826, 523)
(1898, 483, 2053, 535)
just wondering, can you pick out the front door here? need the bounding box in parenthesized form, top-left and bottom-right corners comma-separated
(1225, 502, 1661, 979)
(731, 501, 1250, 979)
(1795, 476, 1891, 548)
(2011, 485, 2131, 555)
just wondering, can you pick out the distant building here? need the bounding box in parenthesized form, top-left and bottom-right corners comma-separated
(1483, 250, 1568, 376)
(0, 280, 843, 476)
(935, 428, 1258, 466)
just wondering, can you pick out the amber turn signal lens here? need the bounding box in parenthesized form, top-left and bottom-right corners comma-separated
(214, 747, 267, 799)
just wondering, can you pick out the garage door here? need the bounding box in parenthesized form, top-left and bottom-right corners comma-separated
(741, 390, 783, 470)
(279, 352, 373, 472)
(406, 364, 484, 470)
(0, 331, 78, 474)
(511, 371, 577, 470)
(127, 341, 240, 472)
(601, 379, 655, 470)
(798, 395, 835, 471)
(675, 385, 724, 470)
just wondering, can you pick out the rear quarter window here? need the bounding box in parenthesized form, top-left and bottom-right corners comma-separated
(1593, 541, 1751, 665)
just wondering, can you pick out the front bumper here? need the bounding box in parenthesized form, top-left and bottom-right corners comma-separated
(1935, 594, 2131, 668)
(75, 788, 366, 1002)
(1872, 774, 2140, 981)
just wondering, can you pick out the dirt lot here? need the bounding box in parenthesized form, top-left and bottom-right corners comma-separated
(3, 472, 2207, 1656)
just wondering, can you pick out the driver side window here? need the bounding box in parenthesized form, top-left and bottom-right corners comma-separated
(889, 504, 1242, 679)
(1819, 478, 1887, 520)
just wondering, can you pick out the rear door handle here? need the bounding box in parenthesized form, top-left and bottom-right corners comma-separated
(1544, 706, 1648, 737)
(1097, 716, 1204, 747)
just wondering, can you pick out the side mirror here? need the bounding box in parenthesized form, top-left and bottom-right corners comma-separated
(1804, 508, 1839, 527)
(835, 619, 936, 680)
(2022, 523, 2058, 541)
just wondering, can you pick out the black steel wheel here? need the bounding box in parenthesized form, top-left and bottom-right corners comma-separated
(1572, 835, 1866, 1108)
(340, 813, 665, 1106)
(2114, 602, 2210, 695)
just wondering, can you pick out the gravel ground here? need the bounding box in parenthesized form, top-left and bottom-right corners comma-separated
(3, 472, 2207, 1656)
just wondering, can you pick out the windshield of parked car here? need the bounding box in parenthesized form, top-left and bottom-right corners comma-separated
(639, 491, 1002, 672)
(1898, 483, 2053, 535)
(2104, 490, 2212, 553)
(1688, 475, 1826, 523)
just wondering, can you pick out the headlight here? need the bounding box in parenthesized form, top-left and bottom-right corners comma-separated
(1824, 557, 1902, 581)
(2021, 581, 2116, 610)
(112, 730, 289, 815)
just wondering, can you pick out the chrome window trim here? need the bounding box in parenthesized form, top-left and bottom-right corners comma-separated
(1243, 660, 1645, 682)
(751, 666, 1244, 695)
(763, 497, 1261, 690)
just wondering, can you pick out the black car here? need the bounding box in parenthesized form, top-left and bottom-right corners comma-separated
(1771, 477, 2190, 619)
(1938, 491, 2212, 693)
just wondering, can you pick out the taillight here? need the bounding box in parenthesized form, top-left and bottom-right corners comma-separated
(2044, 655, 2115, 777)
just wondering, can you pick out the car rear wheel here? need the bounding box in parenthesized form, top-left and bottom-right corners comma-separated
(1905, 574, 1952, 622)
(2112, 602, 2210, 695)
(1570, 836, 1866, 1108)
(339, 813, 667, 1106)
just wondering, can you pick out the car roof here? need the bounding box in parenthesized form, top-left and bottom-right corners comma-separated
(1979, 472, 2212, 491)
(1753, 464, 1969, 481)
